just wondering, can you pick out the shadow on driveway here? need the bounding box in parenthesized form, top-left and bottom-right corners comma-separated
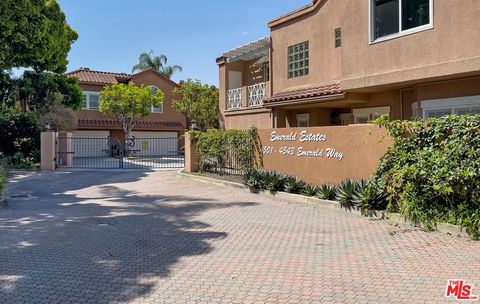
(0, 170, 256, 303)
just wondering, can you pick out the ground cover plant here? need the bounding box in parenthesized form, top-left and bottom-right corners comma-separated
(371, 114, 480, 239)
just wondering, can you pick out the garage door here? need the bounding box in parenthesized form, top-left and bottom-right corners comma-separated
(130, 132, 178, 156)
(72, 130, 110, 158)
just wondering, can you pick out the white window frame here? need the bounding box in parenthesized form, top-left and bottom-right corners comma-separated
(369, 0, 434, 44)
(83, 91, 101, 110)
(149, 86, 164, 113)
(296, 113, 310, 127)
(353, 106, 390, 124)
(420, 95, 480, 118)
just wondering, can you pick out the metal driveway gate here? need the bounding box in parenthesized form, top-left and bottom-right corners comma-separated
(56, 135, 184, 169)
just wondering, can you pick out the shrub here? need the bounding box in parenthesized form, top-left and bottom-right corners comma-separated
(243, 168, 263, 193)
(192, 127, 256, 175)
(336, 179, 361, 206)
(266, 171, 287, 193)
(284, 176, 306, 194)
(0, 108, 40, 157)
(303, 184, 318, 197)
(373, 114, 480, 239)
(318, 184, 337, 200)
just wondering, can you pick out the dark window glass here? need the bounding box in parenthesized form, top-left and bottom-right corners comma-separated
(373, 0, 399, 39)
(402, 0, 429, 30)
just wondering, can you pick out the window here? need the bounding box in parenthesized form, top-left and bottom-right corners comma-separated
(370, 0, 432, 42)
(263, 63, 270, 82)
(420, 96, 480, 118)
(82, 91, 101, 110)
(288, 41, 309, 79)
(353, 106, 390, 124)
(296, 113, 310, 127)
(335, 28, 342, 48)
(149, 86, 163, 113)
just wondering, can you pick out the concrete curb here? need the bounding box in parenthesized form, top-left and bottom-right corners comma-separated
(178, 170, 474, 240)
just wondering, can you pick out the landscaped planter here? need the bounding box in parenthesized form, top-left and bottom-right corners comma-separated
(178, 170, 474, 240)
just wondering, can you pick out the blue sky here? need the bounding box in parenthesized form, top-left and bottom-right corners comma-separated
(57, 0, 310, 86)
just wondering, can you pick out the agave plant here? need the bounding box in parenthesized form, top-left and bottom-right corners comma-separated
(353, 181, 388, 212)
(266, 171, 287, 193)
(243, 168, 263, 192)
(303, 184, 318, 197)
(284, 176, 306, 194)
(318, 184, 337, 200)
(336, 179, 360, 206)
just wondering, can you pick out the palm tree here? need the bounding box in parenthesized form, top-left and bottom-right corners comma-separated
(132, 50, 183, 79)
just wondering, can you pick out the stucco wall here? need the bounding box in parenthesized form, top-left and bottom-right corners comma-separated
(270, 0, 343, 95)
(269, 0, 480, 93)
(256, 125, 391, 185)
(75, 71, 186, 132)
(224, 110, 272, 130)
(342, 0, 480, 90)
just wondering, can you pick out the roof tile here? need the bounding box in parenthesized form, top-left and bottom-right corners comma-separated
(266, 82, 342, 103)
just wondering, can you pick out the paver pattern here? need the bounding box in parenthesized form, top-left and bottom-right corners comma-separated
(0, 170, 478, 304)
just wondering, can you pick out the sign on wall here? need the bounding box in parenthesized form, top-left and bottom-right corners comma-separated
(256, 125, 392, 185)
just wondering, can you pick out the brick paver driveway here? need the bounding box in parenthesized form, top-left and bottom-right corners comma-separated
(0, 170, 478, 303)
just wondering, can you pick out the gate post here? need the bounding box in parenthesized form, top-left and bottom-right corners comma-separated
(41, 132, 57, 171)
(57, 132, 73, 168)
(184, 132, 199, 173)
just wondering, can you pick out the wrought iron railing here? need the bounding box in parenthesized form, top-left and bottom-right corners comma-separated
(226, 87, 243, 109)
(248, 82, 267, 107)
(199, 136, 254, 176)
(56, 136, 184, 169)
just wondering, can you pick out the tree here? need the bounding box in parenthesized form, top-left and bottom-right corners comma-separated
(132, 50, 182, 79)
(172, 79, 219, 130)
(100, 83, 164, 138)
(0, 0, 78, 73)
(38, 93, 77, 132)
(16, 71, 83, 111)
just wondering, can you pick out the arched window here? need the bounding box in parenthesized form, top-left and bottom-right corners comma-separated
(149, 86, 163, 113)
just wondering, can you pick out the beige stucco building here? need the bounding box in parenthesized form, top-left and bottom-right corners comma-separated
(217, 0, 480, 129)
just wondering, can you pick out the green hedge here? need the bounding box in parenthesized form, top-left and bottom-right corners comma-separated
(191, 127, 256, 173)
(372, 114, 480, 238)
(0, 108, 40, 167)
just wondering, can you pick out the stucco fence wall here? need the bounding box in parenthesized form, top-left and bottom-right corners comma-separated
(185, 125, 392, 185)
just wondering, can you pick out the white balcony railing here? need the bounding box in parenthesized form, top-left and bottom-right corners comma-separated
(248, 82, 267, 107)
(227, 87, 243, 109)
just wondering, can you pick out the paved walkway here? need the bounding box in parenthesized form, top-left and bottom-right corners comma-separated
(0, 170, 478, 303)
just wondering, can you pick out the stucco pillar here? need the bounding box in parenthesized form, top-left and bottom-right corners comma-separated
(57, 132, 73, 167)
(184, 132, 199, 173)
(40, 132, 56, 171)
(242, 86, 249, 108)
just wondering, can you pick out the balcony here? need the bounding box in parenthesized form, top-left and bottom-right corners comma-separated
(227, 81, 268, 110)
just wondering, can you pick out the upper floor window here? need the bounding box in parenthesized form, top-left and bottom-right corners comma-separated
(83, 91, 100, 110)
(149, 86, 163, 113)
(370, 0, 432, 42)
(288, 41, 309, 79)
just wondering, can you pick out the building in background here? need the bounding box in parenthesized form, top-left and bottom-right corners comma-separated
(217, 0, 480, 129)
(66, 68, 186, 157)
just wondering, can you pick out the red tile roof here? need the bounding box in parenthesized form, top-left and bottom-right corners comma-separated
(77, 119, 183, 129)
(67, 67, 180, 88)
(66, 68, 132, 85)
(266, 82, 342, 103)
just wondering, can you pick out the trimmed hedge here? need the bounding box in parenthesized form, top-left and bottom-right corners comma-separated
(190, 127, 256, 174)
